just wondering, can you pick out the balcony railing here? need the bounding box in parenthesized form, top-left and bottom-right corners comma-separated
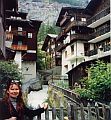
(87, 7, 110, 25)
(90, 25, 110, 39)
(85, 49, 98, 56)
(12, 30, 27, 36)
(64, 20, 86, 33)
(60, 16, 70, 26)
(85, 44, 111, 57)
(6, 31, 13, 40)
(103, 44, 111, 52)
(56, 30, 67, 41)
(11, 45, 27, 51)
(70, 34, 89, 41)
(55, 43, 66, 52)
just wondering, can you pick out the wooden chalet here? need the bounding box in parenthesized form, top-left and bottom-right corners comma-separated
(4, 0, 42, 82)
(5, 13, 42, 61)
(0, 0, 18, 60)
(55, 7, 94, 85)
(67, 0, 110, 88)
(42, 34, 61, 69)
(56, 7, 93, 52)
(67, 55, 110, 89)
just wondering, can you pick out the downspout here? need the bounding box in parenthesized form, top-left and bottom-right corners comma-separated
(76, 41, 77, 66)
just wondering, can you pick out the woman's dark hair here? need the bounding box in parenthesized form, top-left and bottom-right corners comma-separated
(3, 79, 24, 118)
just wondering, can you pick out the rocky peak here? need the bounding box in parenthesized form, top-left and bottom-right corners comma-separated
(18, 0, 89, 25)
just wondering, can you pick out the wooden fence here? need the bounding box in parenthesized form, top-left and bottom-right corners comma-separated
(35, 102, 111, 120)
(36, 83, 111, 120)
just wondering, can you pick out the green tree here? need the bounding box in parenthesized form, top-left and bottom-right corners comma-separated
(37, 49, 52, 70)
(0, 61, 22, 82)
(0, 60, 23, 97)
(37, 23, 60, 42)
(37, 23, 60, 70)
(37, 49, 46, 70)
(75, 60, 111, 102)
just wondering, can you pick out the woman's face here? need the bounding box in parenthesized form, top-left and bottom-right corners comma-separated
(7, 83, 20, 98)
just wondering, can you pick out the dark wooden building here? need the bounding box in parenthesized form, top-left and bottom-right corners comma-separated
(2, 0, 42, 82)
(67, 0, 110, 88)
(0, 0, 18, 59)
(55, 7, 94, 85)
(42, 34, 61, 69)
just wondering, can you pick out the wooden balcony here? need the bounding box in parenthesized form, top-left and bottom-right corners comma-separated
(64, 20, 86, 33)
(85, 49, 98, 56)
(11, 45, 27, 51)
(103, 44, 111, 52)
(6, 31, 13, 40)
(60, 16, 70, 27)
(85, 44, 111, 57)
(87, 7, 110, 26)
(12, 30, 27, 36)
(55, 43, 66, 52)
(56, 31, 67, 42)
(90, 25, 110, 39)
(70, 34, 89, 41)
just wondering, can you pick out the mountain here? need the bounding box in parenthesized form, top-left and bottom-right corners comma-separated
(18, 0, 90, 25)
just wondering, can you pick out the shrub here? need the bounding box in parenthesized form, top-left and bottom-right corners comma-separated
(75, 60, 111, 102)
(0, 60, 23, 88)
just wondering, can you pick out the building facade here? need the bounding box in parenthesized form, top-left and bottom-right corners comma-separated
(55, 0, 110, 88)
(0, 0, 42, 83)
(42, 34, 61, 75)
(56, 7, 93, 78)
(67, 0, 110, 88)
(0, 0, 18, 59)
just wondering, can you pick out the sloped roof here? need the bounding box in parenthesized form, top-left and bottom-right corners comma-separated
(5, 10, 28, 19)
(6, 47, 15, 60)
(67, 55, 110, 74)
(22, 53, 36, 61)
(84, 0, 102, 15)
(6, 18, 42, 30)
(42, 34, 57, 51)
(5, 0, 18, 11)
(56, 7, 84, 27)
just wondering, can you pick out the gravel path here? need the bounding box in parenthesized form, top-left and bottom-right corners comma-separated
(28, 85, 48, 108)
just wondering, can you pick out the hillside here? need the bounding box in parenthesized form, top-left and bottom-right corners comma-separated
(18, 0, 90, 25)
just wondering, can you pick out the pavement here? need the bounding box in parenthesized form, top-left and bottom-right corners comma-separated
(27, 85, 59, 120)
(28, 85, 48, 108)
(28, 85, 49, 120)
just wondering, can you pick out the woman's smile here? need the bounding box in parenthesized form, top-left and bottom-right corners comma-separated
(7, 84, 20, 98)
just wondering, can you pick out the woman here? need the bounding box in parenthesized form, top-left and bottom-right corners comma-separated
(0, 80, 48, 120)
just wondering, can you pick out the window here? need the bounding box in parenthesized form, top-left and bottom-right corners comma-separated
(28, 33, 32, 38)
(65, 51, 67, 58)
(18, 41, 22, 45)
(64, 65, 68, 71)
(71, 30, 76, 34)
(9, 25, 12, 32)
(81, 18, 86, 22)
(18, 27, 22, 31)
(72, 64, 74, 68)
(64, 39, 70, 44)
(70, 17, 74, 21)
(71, 45, 74, 55)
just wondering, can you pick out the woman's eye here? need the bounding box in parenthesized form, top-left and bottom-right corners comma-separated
(11, 89, 19, 90)
(11, 89, 14, 90)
